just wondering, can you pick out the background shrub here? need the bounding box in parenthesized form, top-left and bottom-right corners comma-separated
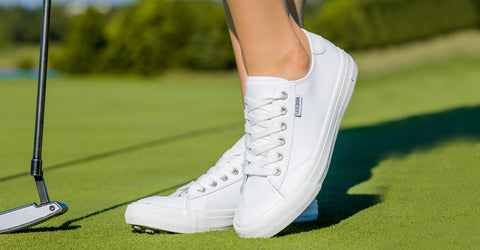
(99, 1, 192, 74)
(307, 0, 479, 50)
(7, 0, 478, 74)
(0, 6, 69, 48)
(53, 7, 106, 73)
(179, 2, 235, 70)
(54, 0, 234, 75)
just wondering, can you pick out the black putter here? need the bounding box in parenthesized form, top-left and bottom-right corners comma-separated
(0, 0, 68, 233)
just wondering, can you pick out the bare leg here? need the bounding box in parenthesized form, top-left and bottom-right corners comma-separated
(224, 0, 309, 97)
(223, 1, 248, 97)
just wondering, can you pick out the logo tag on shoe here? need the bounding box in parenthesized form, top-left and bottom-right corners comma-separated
(295, 96, 303, 117)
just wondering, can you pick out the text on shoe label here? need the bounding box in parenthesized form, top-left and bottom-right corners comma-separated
(295, 96, 303, 117)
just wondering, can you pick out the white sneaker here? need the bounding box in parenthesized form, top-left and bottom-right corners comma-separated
(125, 136, 318, 233)
(233, 30, 358, 238)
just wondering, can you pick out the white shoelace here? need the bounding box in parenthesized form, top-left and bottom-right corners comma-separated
(176, 150, 243, 196)
(244, 91, 288, 177)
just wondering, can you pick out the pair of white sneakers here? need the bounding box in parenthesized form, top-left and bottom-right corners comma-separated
(125, 135, 318, 234)
(125, 30, 358, 238)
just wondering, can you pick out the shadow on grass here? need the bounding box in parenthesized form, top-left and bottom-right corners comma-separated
(7, 106, 480, 235)
(60, 181, 192, 229)
(279, 105, 480, 236)
(5, 122, 239, 233)
(14, 225, 81, 233)
(0, 121, 241, 183)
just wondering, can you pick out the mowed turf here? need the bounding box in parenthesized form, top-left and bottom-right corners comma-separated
(0, 57, 479, 248)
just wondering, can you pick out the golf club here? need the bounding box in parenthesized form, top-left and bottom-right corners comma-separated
(0, 0, 68, 234)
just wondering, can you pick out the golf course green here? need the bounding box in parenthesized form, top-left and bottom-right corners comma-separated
(0, 54, 479, 248)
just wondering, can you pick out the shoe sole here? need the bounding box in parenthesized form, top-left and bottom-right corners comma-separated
(234, 48, 358, 238)
(126, 198, 318, 234)
(125, 202, 234, 233)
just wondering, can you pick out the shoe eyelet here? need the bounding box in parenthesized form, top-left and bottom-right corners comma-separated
(281, 107, 287, 115)
(210, 181, 217, 187)
(278, 137, 286, 146)
(197, 187, 206, 193)
(277, 152, 284, 161)
(274, 167, 282, 176)
(281, 91, 288, 100)
(232, 168, 239, 175)
(221, 175, 228, 181)
(280, 122, 287, 131)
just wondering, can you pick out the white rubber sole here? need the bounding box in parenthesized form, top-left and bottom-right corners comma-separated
(125, 202, 234, 234)
(125, 199, 318, 234)
(234, 49, 358, 238)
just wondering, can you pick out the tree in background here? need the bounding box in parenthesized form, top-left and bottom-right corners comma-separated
(0, 6, 69, 48)
(308, 0, 479, 50)
(100, 0, 233, 74)
(180, 1, 235, 70)
(25, 0, 480, 74)
(54, 0, 234, 74)
(54, 7, 106, 73)
(0, 21, 8, 48)
(100, 0, 191, 74)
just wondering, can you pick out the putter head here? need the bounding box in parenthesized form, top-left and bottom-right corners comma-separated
(0, 201, 67, 234)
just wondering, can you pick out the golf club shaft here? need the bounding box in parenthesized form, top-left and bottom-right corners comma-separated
(31, 0, 52, 204)
(0, 1, 67, 234)
(35, 176, 50, 204)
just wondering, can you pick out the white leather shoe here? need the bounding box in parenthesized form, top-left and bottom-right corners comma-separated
(125, 136, 318, 233)
(234, 30, 358, 238)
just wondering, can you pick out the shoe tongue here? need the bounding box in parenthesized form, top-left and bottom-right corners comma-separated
(245, 77, 289, 99)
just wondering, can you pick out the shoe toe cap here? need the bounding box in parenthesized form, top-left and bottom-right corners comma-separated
(125, 196, 198, 233)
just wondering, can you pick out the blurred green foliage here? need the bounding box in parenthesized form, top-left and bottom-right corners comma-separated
(0, 6, 69, 48)
(474, 0, 480, 19)
(53, 8, 106, 73)
(2, 0, 480, 74)
(307, 0, 480, 50)
(54, 0, 234, 74)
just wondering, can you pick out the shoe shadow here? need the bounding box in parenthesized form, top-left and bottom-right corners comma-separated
(279, 105, 480, 236)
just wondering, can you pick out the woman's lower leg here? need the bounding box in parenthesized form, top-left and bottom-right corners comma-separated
(225, 0, 310, 82)
(224, 0, 309, 97)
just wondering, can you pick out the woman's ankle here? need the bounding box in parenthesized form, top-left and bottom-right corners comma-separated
(246, 42, 310, 81)
(280, 43, 310, 81)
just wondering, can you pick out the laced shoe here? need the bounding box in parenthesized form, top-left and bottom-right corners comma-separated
(125, 136, 318, 233)
(233, 30, 358, 238)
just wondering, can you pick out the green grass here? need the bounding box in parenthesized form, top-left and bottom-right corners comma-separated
(0, 56, 479, 248)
